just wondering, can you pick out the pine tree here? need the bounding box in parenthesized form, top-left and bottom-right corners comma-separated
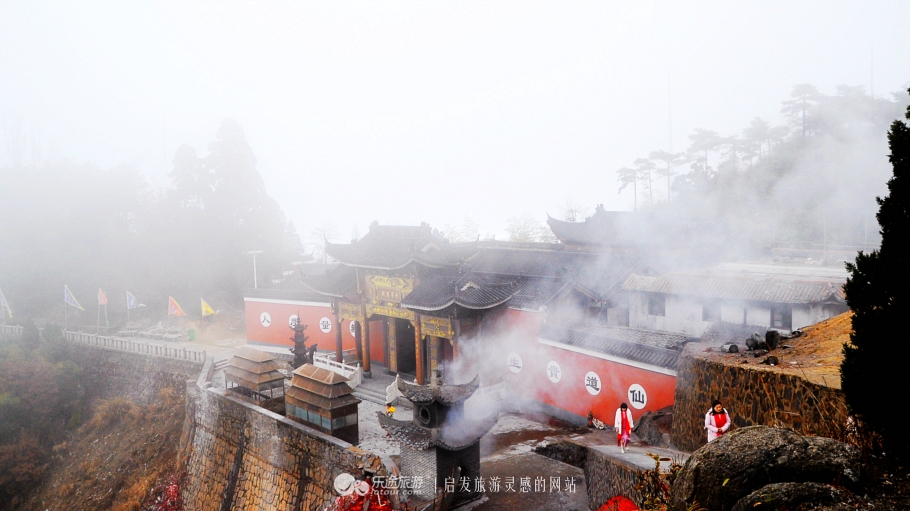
(842, 89, 910, 457)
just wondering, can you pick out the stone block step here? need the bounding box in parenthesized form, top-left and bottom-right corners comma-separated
(353, 387, 413, 410)
(353, 390, 386, 406)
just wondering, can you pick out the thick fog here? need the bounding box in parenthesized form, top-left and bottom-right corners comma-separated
(2, 1, 910, 318)
(3, 1, 909, 238)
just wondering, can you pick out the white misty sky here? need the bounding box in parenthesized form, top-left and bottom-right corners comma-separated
(2, 1, 909, 242)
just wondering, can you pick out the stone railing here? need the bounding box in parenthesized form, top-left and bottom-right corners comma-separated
(314, 352, 363, 388)
(64, 330, 207, 363)
(0, 324, 24, 338)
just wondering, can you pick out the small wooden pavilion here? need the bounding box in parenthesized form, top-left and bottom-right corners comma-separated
(286, 364, 361, 444)
(224, 346, 287, 404)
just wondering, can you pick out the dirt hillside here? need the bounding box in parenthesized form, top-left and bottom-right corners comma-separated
(19, 388, 187, 511)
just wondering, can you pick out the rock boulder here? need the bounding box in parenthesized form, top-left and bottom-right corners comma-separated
(634, 406, 673, 447)
(668, 426, 860, 511)
(729, 482, 857, 511)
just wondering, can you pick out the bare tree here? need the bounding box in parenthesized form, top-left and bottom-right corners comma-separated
(558, 198, 590, 222)
(442, 217, 480, 242)
(505, 214, 557, 243)
(308, 225, 339, 264)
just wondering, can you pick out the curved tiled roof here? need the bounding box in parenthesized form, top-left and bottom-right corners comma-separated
(224, 347, 286, 390)
(546, 209, 705, 249)
(377, 413, 434, 449)
(538, 324, 683, 370)
(401, 273, 518, 311)
(286, 363, 359, 410)
(622, 273, 846, 304)
(377, 411, 498, 451)
(299, 265, 357, 298)
(325, 224, 477, 270)
(465, 246, 645, 306)
(397, 375, 479, 405)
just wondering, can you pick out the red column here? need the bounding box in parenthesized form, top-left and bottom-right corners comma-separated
(334, 302, 343, 362)
(414, 314, 424, 385)
(361, 306, 371, 376)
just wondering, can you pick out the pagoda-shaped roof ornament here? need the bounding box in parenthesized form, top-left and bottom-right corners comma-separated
(378, 374, 497, 505)
(395, 373, 479, 406)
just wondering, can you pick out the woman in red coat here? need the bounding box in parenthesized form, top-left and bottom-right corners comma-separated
(614, 402, 634, 453)
(705, 399, 731, 442)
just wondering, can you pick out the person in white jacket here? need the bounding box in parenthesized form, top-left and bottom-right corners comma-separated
(705, 399, 731, 442)
(614, 403, 634, 453)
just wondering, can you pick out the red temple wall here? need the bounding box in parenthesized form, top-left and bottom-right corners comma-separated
(244, 298, 386, 364)
(492, 308, 676, 424)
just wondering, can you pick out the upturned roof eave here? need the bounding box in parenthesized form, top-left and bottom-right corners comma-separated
(298, 279, 347, 299)
(402, 295, 514, 312)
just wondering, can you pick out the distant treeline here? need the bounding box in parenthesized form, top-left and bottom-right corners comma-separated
(0, 119, 302, 324)
(618, 84, 908, 254)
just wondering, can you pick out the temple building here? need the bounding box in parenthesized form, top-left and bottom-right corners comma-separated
(546, 204, 718, 256)
(622, 266, 849, 336)
(242, 211, 850, 428)
(378, 375, 496, 505)
(297, 222, 651, 386)
(300, 222, 478, 384)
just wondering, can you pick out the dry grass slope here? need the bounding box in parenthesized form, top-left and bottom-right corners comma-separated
(20, 387, 186, 511)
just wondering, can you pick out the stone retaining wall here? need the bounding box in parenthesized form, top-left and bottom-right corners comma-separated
(584, 447, 645, 509)
(671, 346, 848, 452)
(535, 441, 655, 509)
(10, 329, 393, 510)
(182, 386, 390, 511)
(70, 347, 203, 405)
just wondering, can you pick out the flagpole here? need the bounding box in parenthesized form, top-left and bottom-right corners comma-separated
(97, 295, 101, 334)
(127, 292, 131, 325)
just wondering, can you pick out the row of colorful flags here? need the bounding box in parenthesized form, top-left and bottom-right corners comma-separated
(0, 286, 218, 321)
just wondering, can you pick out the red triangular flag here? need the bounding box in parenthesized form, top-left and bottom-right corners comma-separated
(168, 296, 186, 317)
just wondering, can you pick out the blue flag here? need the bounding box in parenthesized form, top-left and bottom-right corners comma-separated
(126, 291, 145, 310)
(64, 285, 84, 311)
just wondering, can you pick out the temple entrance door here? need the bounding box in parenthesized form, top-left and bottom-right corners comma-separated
(395, 318, 416, 374)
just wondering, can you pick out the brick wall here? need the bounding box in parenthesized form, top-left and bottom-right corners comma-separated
(182, 386, 390, 511)
(671, 345, 848, 452)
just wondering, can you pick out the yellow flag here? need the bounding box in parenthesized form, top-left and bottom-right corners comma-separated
(201, 299, 217, 317)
